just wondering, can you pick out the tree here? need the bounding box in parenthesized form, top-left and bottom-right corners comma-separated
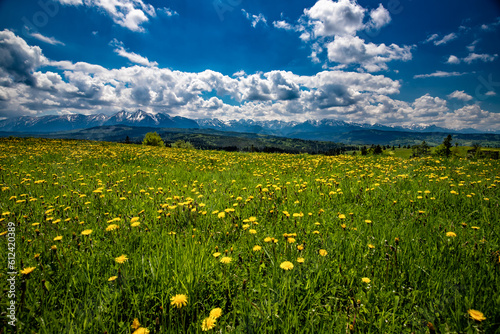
(411, 140, 430, 157)
(434, 135, 453, 157)
(373, 145, 383, 155)
(125, 135, 131, 144)
(361, 146, 368, 156)
(171, 140, 194, 149)
(142, 132, 164, 147)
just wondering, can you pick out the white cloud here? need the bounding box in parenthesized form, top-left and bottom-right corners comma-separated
(110, 39, 157, 67)
(463, 53, 498, 64)
(434, 33, 457, 46)
(241, 9, 267, 28)
(158, 7, 178, 17)
(447, 90, 473, 101)
(326, 35, 412, 72)
(302, 0, 366, 37)
(273, 20, 294, 31)
(414, 71, 468, 79)
(29, 32, 65, 46)
(55, 0, 156, 32)
(424, 34, 439, 44)
(1, 31, 499, 131)
(446, 55, 460, 64)
(367, 4, 391, 30)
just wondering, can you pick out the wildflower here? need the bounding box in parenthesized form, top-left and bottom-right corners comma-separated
(210, 307, 223, 319)
(132, 328, 150, 334)
(131, 222, 140, 227)
(368, 244, 375, 249)
(53, 236, 63, 241)
(361, 277, 371, 284)
(280, 261, 294, 270)
(365, 220, 372, 224)
(220, 257, 232, 264)
(106, 224, 119, 231)
(446, 232, 457, 237)
(468, 309, 486, 321)
(287, 237, 296, 243)
(201, 317, 216, 331)
(338, 214, 346, 219)
(81, 229, 92, 236)
(170, 294, 188, 308)
(319, 249, 328, 257)
(297, 244, 304, 251)
(264, 237, 272, 243)
(471, 226, 480, 230)
(297, 257, 305, 263)
(115, 255, 128, 264)
(108, 276, 118, 282)
(131, 318, 141, 329)
(253, 245, 262, 251)
(249, 229, 257, 234)
(218, 212, 225, 219)
(212, 252, 221, 258)
(21, 267, 36, 275)
(51, 245, 57, 251)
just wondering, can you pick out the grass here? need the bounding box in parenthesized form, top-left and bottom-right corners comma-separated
(0, 137, 499, 333)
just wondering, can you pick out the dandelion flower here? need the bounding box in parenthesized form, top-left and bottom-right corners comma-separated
(81, 229, 93, 236)
(132, 328, 150, 334)
(297, 257, 305, 263)
(108, 276, 118, 282)
(209, 308, 222, 319)
(131, 222, 141, 227)
(446, 232, 457, 237)
(365, 220, 372, 224)
(131, 318, 141, 329)
(53, 236, 63, 241)
(471, 226, 480, 230)
(253, 245, 262, 251)
(297, 244, 304, 251)
(319, 249, 328, 257)
(170, 294, 188, 308)
(106, 224, 119, 231)
(280, 261, 294, 270)
(218, 212, 225, 219)
(201, 317, 216, 331)
(220, 257, 232, 264)
(361, 277, 371, 284)
(287, 237, 296, 243)
(368, 244, 375, 249)
(21, 267, 36, 275)
(115, 254, 128, 264)
(249, 229, 257, 234)
(468, 309, 486, 321)
(264, 237, 272, 243)
(212, 252, 221, 258)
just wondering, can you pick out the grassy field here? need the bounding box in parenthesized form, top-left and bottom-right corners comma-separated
(0, 137, 499, 333)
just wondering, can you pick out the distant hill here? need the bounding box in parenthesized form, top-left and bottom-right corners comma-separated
(0, 110, 499, 146)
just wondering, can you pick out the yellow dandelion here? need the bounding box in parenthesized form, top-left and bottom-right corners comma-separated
(106, 224, 120, 231)
(280, 261, 294, 270)
(220, 257, 232, 264)
(287, 237, 296, 243)
(249, 229, 257, 234)
(201, 317, 216, 331)
(131, 222, 141, 227)
(297, 257, 305, 263)
(209, 308, 223, 319)
(218, 212, 225, 219)
(132, 328, 150, 334)
(131, 318, 141, 329)
(319, 249, 328, 257)
(81, 229, 93, 236)
(115, 254, 128, 264)
(212, 252, 221, 258)
(297, 244, 304, 251)
(53, 236, 63, 241)
(20, 267, 36, 275)
(170, 294, 188, 308)
(446, 231, 457, 237)
(252, 245, 262, 251)
(468, 309, 486, 321)
(471, 226, 480, 230)
(108, 276, 118, 282)
(338, 214, 346, 219)
(264, 237, 272, 243)
(361, 277, 371, 284)
(368, 244, 375, 249)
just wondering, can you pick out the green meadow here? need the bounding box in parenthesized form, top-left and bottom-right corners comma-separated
(0, 137, 499, 333)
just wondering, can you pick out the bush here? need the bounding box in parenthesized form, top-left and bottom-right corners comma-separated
(171, 140, 194, 149)
(142, 132, 164, 147)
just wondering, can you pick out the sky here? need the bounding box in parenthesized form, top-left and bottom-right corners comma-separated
(0, 0, 499, 131)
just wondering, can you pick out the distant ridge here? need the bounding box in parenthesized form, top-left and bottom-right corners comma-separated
(0, 110, 497, 143)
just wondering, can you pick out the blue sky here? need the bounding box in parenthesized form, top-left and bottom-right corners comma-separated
(0, 0, 499, 130)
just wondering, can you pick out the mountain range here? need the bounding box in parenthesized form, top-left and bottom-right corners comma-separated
(0, 110, 496, 144)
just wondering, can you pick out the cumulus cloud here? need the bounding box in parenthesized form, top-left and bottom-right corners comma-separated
(0, 29, 47, 86)
(1, 31, 499, 131)
(446, 55, 460, 64)
(55, 0, 156, 32)
(326, 35, 412, 72)
(447, 90, 473, 101)
(366, 4, 391, 30)
(29, 32, 65, 46)
(302, 0, 366, 37)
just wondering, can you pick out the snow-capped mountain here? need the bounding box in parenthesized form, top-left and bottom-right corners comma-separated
(0, 110, 199, 132)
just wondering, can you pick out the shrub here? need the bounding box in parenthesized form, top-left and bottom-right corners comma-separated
(142, 132, 164, 146)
